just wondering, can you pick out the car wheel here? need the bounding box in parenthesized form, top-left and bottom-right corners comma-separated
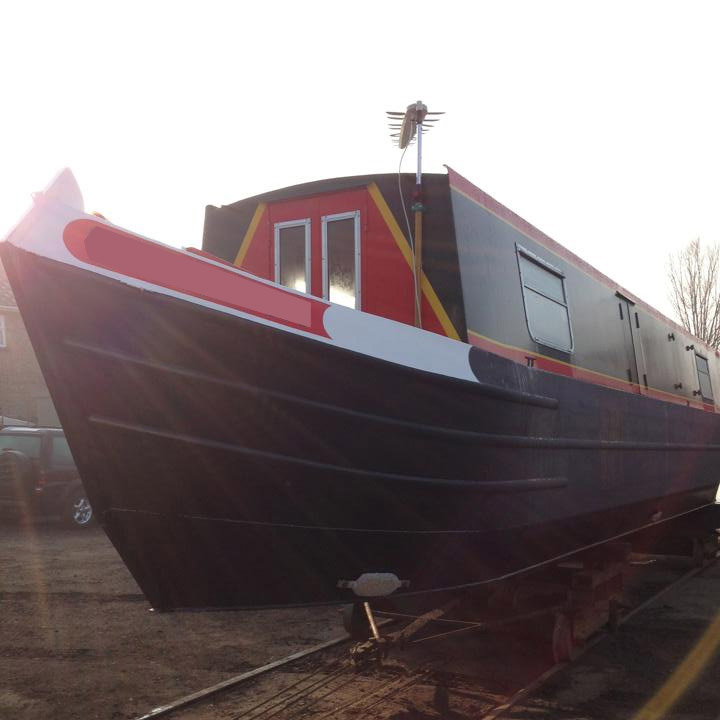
(65, 486, 93, 528)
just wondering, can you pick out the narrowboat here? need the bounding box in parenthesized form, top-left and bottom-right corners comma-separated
(2, 165, 719, 611)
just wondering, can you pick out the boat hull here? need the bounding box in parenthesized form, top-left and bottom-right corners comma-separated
(2, 243, 719, 610)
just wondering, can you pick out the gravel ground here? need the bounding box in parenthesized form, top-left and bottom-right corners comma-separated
(512, 561, 720, 720)
(2, 515, 717, 720)
(0, 518, 338, 720)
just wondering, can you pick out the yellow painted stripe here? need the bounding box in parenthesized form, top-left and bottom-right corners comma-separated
(233, 203, 267, 267)
(367, 183, 413, 266)
(467, 329, 706, 408)
(632, 609, 720, 720)
(367, 182, 460, 341)
(420, 274, 460, 340)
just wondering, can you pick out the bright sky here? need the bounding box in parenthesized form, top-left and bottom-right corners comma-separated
(3, 0, 720, 320)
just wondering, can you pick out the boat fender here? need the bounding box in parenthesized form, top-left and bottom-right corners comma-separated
(337, 573, 408, 597)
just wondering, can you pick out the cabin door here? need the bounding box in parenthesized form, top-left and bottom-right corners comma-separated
(617, 295, 648, 395)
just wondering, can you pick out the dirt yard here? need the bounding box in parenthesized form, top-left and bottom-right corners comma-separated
(3, 515, 720, 720)
(0, 518, 338, 720)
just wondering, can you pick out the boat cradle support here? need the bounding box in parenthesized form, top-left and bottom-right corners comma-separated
(343, 523, 720, 667)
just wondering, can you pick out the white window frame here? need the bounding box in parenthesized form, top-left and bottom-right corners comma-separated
(695, 352, 714, 402)
(516, 244, 574, 353)
(0, 316, 6, 348)
(321, 211, 361, 309)
(274, 219, 311, 294)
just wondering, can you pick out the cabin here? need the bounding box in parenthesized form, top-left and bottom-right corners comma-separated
(202, 167, 718, 413)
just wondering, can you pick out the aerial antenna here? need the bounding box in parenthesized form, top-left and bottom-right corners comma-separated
(386, 101, 444, 328)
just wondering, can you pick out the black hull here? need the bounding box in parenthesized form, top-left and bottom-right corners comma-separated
(3, 244, 719, 609)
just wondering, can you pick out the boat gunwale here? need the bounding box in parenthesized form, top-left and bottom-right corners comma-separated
(68, 338, 720, 453)
(89, 414, 569, 492)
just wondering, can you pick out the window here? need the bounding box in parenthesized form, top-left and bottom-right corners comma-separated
(50, 436, 75, 468)
(0, 316, 6, 348)
(274, 220, 311, 294)
(0, 435, 41, 458)
(695, 353, 714, 402)
(322, 211, 360, 309)
(517, 247, 573, 352)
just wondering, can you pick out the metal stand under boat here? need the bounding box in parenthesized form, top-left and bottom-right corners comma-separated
(342, 542, 637, 666)
(349, 603, 389, 666)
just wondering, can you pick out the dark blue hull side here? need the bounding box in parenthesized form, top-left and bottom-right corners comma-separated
(2, 244, 718, 609)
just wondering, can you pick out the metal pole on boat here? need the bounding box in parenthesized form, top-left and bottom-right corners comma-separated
(416, 118, 423, 186)
(413, 119, 424, 328)
(386, 101, 444, 329)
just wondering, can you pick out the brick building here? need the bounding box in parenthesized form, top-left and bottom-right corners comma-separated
(0, 261, 59, 426)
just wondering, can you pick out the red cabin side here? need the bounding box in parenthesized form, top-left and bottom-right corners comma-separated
(202, 175, 464, 341)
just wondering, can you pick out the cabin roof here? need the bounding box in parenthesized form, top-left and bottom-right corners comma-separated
(446, 166, 717, 356)
(219, 173, 447, 210)
(209, 167, 715, 356)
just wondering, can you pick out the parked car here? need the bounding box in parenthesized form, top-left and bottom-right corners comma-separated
(0, 426, 93, 527)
